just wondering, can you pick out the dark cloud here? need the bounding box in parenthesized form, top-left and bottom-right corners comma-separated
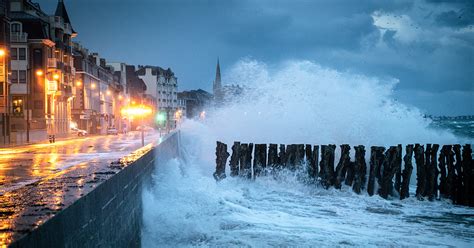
(436, 9, 474, 28)
(37, 0, 472, 115)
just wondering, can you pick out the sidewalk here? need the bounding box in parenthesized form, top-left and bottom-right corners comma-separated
(0, 133, 96, 149)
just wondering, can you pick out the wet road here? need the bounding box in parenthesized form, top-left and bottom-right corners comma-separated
(0, 131, 161, 195)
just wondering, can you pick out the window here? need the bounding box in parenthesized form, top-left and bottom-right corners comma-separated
(19, 70, 26, 84)
(10, 70, 18, 84)
(19, 48, 26, 60)
(11, 23, 21, 33)
(12, 97, 24, 116)
(10, 48, 17, 60)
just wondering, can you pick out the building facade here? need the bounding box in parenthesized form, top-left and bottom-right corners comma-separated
(177, 89, 212, 119)
(1, 0, 179, 144)
(137, 65, 178, 128)
(8, 0, 76, 144)
(72, 46, 123, 134)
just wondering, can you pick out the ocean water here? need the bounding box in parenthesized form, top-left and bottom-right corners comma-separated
(430, 119, 474, 140)
(142, 60, 473, 247)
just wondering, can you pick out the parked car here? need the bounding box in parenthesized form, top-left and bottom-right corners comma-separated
(71, 127, 88, 136)
(107, 127, 119, 135)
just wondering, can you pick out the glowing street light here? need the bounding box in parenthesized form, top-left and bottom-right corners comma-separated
(36, 70, 44, 76)
(121, 105, 153, 146)
(91, 83, 96, 89)
(76, 81, 82, 87)
(0, 49, 5, 57)
(106, 90, 111, 96)
(53, 73, 60, 80)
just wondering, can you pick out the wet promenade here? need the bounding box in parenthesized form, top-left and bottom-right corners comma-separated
(0, 132, 160, 245)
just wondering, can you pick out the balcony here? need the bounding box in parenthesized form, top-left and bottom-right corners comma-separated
(47, 58, 57, 68)
(10, 32, 28, 43)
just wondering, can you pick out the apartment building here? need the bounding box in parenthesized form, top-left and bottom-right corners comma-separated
(8, 0, 76, 144)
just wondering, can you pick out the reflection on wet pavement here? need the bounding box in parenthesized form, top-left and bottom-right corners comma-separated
(0, 132, 159, 194)
(0, 132, 160, 245)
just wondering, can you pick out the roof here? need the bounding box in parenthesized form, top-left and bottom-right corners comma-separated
(136, 65, 176, 78)
(10, 12, 50, 39)
(55, 0, 76, 34)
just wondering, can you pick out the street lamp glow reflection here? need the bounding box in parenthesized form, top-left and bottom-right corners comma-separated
(121, 106, 152, 117)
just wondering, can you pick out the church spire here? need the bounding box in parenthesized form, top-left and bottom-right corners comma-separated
(215, 58, 221, 85)
(213, 58, 223, 104)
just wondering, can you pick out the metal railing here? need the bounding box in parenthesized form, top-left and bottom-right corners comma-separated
(10, 32, 28, 43)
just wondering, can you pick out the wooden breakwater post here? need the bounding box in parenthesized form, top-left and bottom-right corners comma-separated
(352, 145, 366, 194)
(213, 141, 230, 181)
(414, 144, 425, 199)
(400, 144, 414, 200)
(368, 146, 385, 196)
(253, 144, 267, 177)
(239, 143, 254, 179)
(438, 145, 447, 198)
(453, 144, 463, 204)
(229, 142, 241, 177)
(306, 145, 319, 179)
(379, 146, 399, 199)
(462, 144, 473, 207)
(334, 144, 351, 189)
(267, 144, 278, 168)
(295, 144, 305, 170)
(215, 141, 473, 207)
(394, 144, 403, 194)
(285, 144, 296, 169)
(320, 145, 336, 189)
(278, 144, 287, 169)
(426, 144, 439, 201)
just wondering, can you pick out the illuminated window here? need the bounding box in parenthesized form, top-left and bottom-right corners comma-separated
(12, 96, 24, 116)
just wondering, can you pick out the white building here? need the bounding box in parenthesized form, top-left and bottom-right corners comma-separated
(137, 65, 178, 128)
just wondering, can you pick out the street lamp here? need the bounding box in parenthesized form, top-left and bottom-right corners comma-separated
(121, 105, 152, 146)
(35, 69, 44, 76)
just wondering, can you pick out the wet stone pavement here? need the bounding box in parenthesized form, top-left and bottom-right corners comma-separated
(0, 132, 160, 245)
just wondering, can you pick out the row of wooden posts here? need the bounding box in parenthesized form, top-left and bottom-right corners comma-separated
(214, 142, 474, 207)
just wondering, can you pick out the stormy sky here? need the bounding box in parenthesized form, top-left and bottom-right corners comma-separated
(40, 0, 473, 115)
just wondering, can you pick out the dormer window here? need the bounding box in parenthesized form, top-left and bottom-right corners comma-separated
(11, 22, 21, 33)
